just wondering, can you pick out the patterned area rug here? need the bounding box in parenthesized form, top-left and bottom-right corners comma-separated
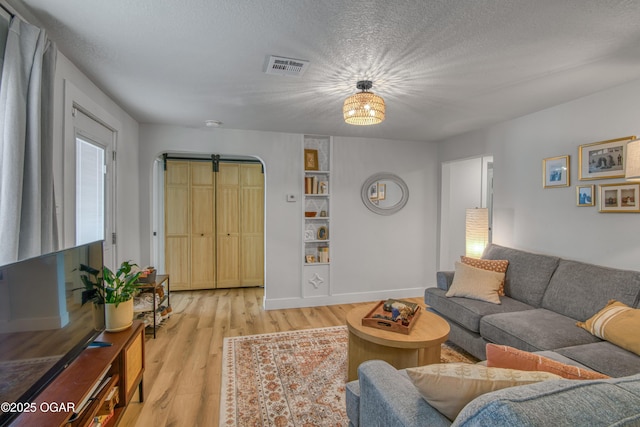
(220, 325, 477, 426)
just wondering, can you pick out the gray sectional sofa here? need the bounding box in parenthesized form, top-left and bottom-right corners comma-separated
(345, 244, 640, 426)
(425, 243, 640, 377)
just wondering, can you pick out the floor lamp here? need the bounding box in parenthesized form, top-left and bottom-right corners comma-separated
(466, 208, 489, 258)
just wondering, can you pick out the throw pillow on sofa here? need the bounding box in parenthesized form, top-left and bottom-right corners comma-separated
(460, 256, 509, 296)
(446, 261, 503, 304)
(577, 299, 640, 356)
(406, 363, 561, 420)
(486, 343, 609, 379)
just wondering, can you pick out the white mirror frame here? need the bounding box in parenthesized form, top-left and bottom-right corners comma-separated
(361, 172, 409, 215)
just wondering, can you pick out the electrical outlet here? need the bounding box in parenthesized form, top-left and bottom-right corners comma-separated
(286, 194, 297, 202)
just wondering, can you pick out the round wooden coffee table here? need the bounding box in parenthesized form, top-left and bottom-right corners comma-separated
(346, 304, 450, 381)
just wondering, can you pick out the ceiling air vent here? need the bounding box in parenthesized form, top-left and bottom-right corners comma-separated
(264, 55, 310, 77)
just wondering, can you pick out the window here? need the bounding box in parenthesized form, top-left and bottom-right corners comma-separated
(75, 136, 105, 245)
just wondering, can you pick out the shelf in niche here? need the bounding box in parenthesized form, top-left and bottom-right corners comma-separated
(304, 262, 330, 266)
(304, 193, 330, 197)
(305, 170, 330, 174)
(305, 216, 329, 220)
(305, 239, 330, 243)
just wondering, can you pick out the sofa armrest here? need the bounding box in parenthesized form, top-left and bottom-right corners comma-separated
(436, 271, 455, 291)
(358, 360, 451, 427)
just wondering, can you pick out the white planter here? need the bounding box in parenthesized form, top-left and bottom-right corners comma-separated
(105, 299, 134, 332)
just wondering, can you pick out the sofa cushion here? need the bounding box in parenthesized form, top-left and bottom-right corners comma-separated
(425, 288, 535, 333)
(542, 260, 640, 321)
(480, 309, 600, 352)
(345, 380, 360, 426)
(460, 256, 509, 296)
(486, 344, 609, 379)
(555, 341, 640, 378)
(452, 376, 640, 427)
(406, 363, 560, 421)
(445, 262, 504, 304)
(577, 299, 640, 356)
(482, 244, 559, 307)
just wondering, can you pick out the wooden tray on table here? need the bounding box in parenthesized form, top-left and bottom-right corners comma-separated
(361, 300, 421, 335)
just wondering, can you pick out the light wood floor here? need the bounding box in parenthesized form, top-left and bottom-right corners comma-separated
(118, 287, 423, 427)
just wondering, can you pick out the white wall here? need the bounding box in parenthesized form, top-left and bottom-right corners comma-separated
(438, 78, 640, 270)
(138, 126, 439, 309)
(52, 54, 141, 263)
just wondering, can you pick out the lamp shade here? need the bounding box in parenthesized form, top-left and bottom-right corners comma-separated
(465, 208, 488, 258)
(343, 81, 385, 125)
(625, 139, 640, 181)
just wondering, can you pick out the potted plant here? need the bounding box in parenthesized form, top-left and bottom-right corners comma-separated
(102, 261, 141, 332)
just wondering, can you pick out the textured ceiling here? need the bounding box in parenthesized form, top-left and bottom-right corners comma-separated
(9, 0, 640, 141)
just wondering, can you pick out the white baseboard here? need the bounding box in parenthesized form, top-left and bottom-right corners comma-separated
(263, 287, 425, 310)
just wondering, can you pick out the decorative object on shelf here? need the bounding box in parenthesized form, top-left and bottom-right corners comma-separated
(319, 210, 327, 217)
(319, 181, 328, 194)
(343, 80, 385, 125)
(543, 155, 570, 188)
(317, 226, 328, 240)
(361, 173, 409, 215)
(576, 185, 595, 206)
(304, 230, 314, 241)
(318, 246, 329, 263)
(625, 138, 640, 181)
(578, 136, 635, 180)
(598, 182, 640, 213)
(305, 211, 317, 217)
(466, 208, 489, 258)
(102, 261, 141, 332)
(304, 149, 319, 170)
(305, 254, 316, 263)
(136, 266, 157, 283)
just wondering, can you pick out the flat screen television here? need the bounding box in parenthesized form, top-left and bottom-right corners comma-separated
(0, 240, 104, 426)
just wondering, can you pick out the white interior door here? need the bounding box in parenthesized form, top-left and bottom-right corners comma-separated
(69, 107, 116, 267)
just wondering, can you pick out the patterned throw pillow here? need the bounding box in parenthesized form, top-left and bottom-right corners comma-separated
(577, 300, 640, 357)
(460, 256, 509, 296)
(406, 363, 561, 420)
(486, 344, 609, 379)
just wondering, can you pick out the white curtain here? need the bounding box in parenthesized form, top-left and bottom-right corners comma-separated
(0, 16, 57, 265)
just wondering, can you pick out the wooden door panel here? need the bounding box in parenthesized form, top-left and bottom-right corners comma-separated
(240, 163, 263, 186)
(241, 187, 264, 234)
(165, 187, 188, 235)
(191, 187, 214, 235)
(165, 236, 189, 290)
(190, 161, 214, 186)
(191, 236, 215, 289)
(217, 235, 240, 287)
(166, 161, 189, 185)
(217, 187, 239, 234)
(241, 234, 264, 285)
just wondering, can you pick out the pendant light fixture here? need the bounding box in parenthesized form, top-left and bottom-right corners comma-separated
(343, 80, 385, 125)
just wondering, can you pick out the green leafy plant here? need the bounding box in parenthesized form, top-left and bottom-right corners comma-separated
(102, 261, 142, 307)
(73, 264, 105, 305)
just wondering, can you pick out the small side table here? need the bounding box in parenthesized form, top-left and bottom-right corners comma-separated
(135, 274, 171, 338)
(346, 303, 450, 381)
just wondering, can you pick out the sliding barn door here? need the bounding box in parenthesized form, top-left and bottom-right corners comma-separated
(164, 159, 263, 290)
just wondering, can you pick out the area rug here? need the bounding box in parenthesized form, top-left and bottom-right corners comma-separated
(220, 326, 477, 426)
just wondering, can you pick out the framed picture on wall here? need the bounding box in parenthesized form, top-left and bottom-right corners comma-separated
(304, 149, 319, 171)
(578, 136, 635, 180)
(598, 182, 640, 213)
(576, 185, 595, 206)
(543, 155, 570, 188)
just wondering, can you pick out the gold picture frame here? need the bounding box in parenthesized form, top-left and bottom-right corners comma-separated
(543, 155, 570, 188)
(317, 226, 328, 240)
(576, 185, 595, 206)
(598, 182, 640, 213)
(304, 149, 319, 171)
(578, 136, 635, 180)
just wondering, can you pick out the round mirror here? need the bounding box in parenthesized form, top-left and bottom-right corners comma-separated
(361, 173, 409, 215)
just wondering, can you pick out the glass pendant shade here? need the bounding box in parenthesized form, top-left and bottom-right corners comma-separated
(343, 81, 385, 125)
